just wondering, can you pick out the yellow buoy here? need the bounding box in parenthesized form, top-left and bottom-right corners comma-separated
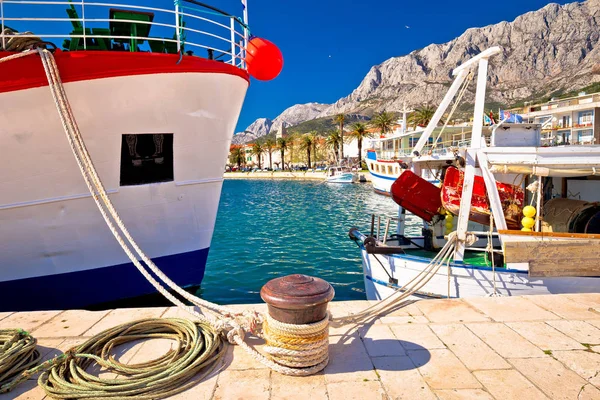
(523, 205, 536, 218)
(521, 216, 535, 229)
(521, 227, 532, 232)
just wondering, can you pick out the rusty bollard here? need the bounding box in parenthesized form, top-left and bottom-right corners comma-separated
(260, 274, 335, 374)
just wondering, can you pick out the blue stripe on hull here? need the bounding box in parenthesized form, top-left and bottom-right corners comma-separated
(0, 248, 208, 312)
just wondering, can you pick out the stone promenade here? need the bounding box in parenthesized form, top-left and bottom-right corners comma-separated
(1, 293, 599, 399)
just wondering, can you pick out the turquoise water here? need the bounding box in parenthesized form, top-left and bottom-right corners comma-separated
(199, 179, 415, 304)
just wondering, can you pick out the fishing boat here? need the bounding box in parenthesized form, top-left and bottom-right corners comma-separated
(325, 166, 358, 183)
(0, 0, 281, 311)
(350, 47, 600, 300)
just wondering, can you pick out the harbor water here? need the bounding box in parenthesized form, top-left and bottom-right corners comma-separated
(199, 179, 420, 304)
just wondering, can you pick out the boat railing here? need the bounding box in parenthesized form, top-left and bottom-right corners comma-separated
(0, 0, 249, 68)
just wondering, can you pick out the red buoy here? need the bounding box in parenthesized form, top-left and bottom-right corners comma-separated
(245, 37, 283, 81)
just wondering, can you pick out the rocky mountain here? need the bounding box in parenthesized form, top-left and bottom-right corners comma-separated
(234, 0, 600, 143)
(232, 103, 329, 144)
(319, 0, 600, 116)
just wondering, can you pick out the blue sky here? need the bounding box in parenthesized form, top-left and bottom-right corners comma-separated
(232, 0, 572, 132)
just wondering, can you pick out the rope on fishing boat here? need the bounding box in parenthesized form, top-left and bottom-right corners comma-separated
(0, 47, 329, 378)
(334, 232, 468, 326)
(0, 28, 43, 52)
(0, 329, 40, 393)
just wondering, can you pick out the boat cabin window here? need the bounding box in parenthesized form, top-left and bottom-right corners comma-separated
(120, 134, 174, 186)
(387, 165, 393, 175)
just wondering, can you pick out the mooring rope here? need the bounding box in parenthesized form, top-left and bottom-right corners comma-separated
(0, 330, 40, 393)
(1, 319, 225, 398)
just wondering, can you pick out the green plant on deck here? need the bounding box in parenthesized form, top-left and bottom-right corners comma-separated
(348, 122, 372, 165)
(251, 141, 264, 169)
(371, 110, 395, 135)
(334, 113, 346, 160)
(264, 138, 275, 170)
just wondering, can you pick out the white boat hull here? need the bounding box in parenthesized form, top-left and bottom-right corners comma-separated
(359, 247, 600, 300)
(0, 70, 248, 310)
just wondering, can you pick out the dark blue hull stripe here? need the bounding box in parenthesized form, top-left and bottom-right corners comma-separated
(0, 248, 208, 312)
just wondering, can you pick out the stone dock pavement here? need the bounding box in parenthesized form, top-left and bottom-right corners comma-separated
(1, 293, 599, 399)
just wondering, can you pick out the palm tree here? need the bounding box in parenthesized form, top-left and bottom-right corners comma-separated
(264, 138, 275, 170)
(334, 114, 345, 160)
(277, 137, 288, 169)
(230, 146, 245, 168)
(408, 104, 437, 128)
(371, 111, 395, 136)
(300, 133, 316, 169)
(348, 122, 372, 165)
(326, 130, 341, 164)
(251, 142, 264, 169)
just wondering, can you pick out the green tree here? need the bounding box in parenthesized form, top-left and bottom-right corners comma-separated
(348, 122, 372, 165)
(326, 130, 341, 164)
(300, 133, 316, 169)
(251, 142, 264, 169)
(264, 138, 275, 170)
(230, 146, 245, 168)
(334, 114, 346, 160)
(408, 105, 438, 128)
(277, 137, 288, 169)
(371, 111, 395, 135)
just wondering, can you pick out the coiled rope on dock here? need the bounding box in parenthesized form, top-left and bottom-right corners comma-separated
(0, 329, 40, 393)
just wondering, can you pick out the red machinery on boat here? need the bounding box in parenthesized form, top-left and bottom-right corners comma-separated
(390, 166, 524, 229)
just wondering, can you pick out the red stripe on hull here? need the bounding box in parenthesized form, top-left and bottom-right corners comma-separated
(0, 50, 250, 93)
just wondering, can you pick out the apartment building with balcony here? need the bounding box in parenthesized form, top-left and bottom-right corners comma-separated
(514, 91, 599, 145)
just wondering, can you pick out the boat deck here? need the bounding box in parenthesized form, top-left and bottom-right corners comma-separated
(1, 293, 599, 399)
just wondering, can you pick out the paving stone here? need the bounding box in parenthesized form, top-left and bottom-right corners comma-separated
(430, 324, 510, 370)
(325, 333, 378, 383)
(474, 369, 549, 399)
(563, 293, 600, 309)
(546, 320, 600, 345)
(434, 389, 495, 400)
(464, 296, 558, 322)
(389, 324, 446, 351)
(0, 310, 62, 332)
(372, 356, 437, 400)
(466, 322, 547, 359)
(510, 356, 600, 400)
(27, 338, 66, 381)
(358, 324, 406, 357)
(506, 322, 586, 351)
(415, 299, 489, 323)
(164, 369, 219, 400)
(84, 307, 168, 336)
(31, 310, 109, 337)
(585, 319, 600, 331)
(376, 315, 430, 325)
(270, 372, 327, 400)
(408, 349, 481, 390)
(524, 295, 600, 320)
(0, 379, 46, 400)
(593, 345, 600, 353)
(222, 337, 268, 370)
(552, 350, 600, 387)
(212, 369, 270, 400)
(327, 381, 387, 400)
(381, 301, 425, 317)
(0, 312, 13, 322)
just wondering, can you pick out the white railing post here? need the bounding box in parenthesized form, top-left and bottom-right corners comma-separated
(175, 1, 180, 53)
(229, 17, 235, 65)
(81, 0, 86, 50)
(242, 0, 249, 70)
(1, 0, 5, 50)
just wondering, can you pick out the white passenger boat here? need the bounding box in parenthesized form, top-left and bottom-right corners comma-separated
(326, 166, 358, 183)
(350, 47, 600, 300)
(0, 0, 280, 311)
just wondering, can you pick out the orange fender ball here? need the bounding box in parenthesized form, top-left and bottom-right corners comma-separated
(245, 37, 283, 81)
